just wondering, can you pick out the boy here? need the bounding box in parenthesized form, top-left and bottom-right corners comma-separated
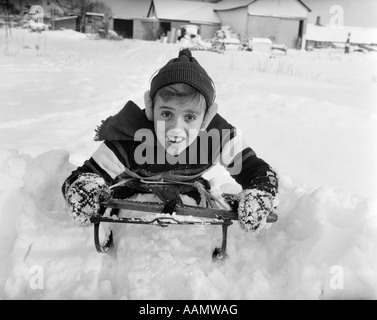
(62, 48, 279, 232)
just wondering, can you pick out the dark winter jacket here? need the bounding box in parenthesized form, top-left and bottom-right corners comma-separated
(62, 101, 278, 196)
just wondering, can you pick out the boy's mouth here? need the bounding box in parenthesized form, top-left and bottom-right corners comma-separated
(166, 136, 185, 144)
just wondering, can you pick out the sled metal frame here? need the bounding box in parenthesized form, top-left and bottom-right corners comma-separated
(90, 180, 277, 260)
(91, 200, 236, 259)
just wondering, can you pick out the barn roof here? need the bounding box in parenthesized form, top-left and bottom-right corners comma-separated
(214, 0, 255, 11)
(150, 0, 220, 24)
(248, 0, 310, 18)
(215, 0, 311, 17)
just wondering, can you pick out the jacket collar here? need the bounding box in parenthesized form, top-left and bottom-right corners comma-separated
(94, 101, 154, 141)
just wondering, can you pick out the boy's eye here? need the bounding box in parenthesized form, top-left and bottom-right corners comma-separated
(185, 114, 196, 121)
(161, 111, 172, 118)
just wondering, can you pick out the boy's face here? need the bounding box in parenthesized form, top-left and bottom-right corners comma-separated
(153, 95, 205, 156)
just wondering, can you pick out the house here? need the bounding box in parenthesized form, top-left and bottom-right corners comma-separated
(214, 0, 311, 49)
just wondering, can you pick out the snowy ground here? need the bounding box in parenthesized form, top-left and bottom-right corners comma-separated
(0, 28, 376, 300)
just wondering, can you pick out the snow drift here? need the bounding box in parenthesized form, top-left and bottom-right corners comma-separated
(0, 149, 376, 299)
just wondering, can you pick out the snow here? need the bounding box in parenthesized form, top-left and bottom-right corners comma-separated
(306, 23, 377, 45)
(0, 28, 377, 300)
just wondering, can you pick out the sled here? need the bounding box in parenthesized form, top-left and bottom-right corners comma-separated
(90, 179, 277, 260)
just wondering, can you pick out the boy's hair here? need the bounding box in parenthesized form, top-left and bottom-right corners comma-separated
(154, 83, 207, 114)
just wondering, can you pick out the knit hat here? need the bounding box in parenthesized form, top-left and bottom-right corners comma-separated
(149, 48, 215, 109)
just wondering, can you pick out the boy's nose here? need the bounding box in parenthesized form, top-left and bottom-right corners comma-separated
(171, 116, 186, 131)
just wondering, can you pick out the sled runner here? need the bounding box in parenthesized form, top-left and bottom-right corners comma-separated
(90, 178, 277, 260)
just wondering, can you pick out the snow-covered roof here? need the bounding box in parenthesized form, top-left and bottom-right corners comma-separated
(306, 23, 377, 45)
(214, 0, 255, 11)
(109, 0, 152, 19)
(86, 12, 104, 17)
(151, 0, 220, 25)
(248, 0, 310, 19)
(215, 0, 310, 18)
(54, 16, 78, 21)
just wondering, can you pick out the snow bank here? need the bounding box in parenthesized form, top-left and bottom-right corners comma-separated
(0, 149, 376, 299)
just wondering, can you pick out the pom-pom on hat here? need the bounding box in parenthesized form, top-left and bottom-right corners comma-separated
(149, 48, 215, 109)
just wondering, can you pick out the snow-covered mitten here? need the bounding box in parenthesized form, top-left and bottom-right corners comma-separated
(238, 189, 278, 233)
(64, 173, 110, 227)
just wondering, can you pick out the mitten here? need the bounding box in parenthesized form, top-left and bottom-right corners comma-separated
(64, 173, 110, 227)
(238, 189, 278, 232)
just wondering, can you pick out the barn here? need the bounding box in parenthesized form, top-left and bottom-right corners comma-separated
(147, 0, 221, 40)
(109, 0, 156, 39)
(214, 0, 311, 49)
(107, 0, 220, 42)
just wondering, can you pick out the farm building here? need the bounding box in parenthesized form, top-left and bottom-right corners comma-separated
(147, 0, 221, 40)
(214, 0, 311, 49)
(53, 16, 78, 31)
(84, 12, 105, 34)
(109, 0, 155, 39)
(107, 0, 220, 41)
(305, 23, 377, 50)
